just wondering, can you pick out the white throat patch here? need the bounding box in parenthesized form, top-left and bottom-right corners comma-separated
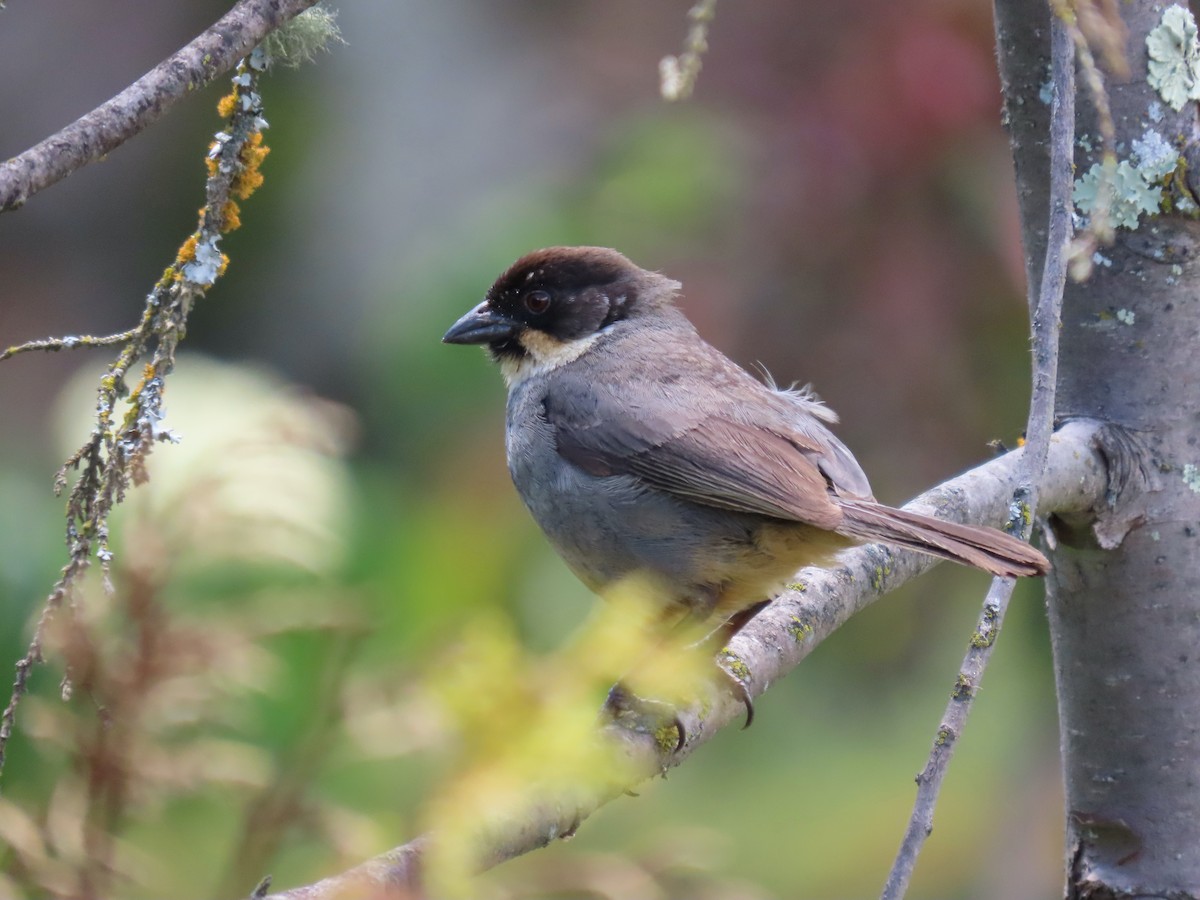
(497, 329, 602, 387)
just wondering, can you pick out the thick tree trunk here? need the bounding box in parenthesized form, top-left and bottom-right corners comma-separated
(995, 1, 1200, 896)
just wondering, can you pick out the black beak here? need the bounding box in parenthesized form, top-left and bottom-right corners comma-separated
(442, 302, 521, 345)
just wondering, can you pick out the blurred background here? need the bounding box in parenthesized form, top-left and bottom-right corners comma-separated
(0, 1, 1060, 898)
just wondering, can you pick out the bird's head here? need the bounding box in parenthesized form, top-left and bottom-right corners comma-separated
(442, 246, 680, 384)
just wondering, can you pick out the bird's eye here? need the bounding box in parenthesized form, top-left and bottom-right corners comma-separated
(523, 290, 552, 315)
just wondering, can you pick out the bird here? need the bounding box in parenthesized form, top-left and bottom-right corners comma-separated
(443, 246, 1049, 735)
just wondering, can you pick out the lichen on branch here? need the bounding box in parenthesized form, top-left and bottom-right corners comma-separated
(0, 54, 273, 788)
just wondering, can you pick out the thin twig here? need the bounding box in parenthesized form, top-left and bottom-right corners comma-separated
(879, 11, 1073, 899)
(261, 425, 1108, 900)
(0, 0, 319, 212)
(659, 0, 718, 101)
(0, 330, 139, 361)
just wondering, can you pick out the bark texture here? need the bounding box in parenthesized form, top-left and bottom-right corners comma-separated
(995, 2, 1200, 895)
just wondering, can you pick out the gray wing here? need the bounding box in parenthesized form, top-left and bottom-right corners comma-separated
(541, 373, 865, 529)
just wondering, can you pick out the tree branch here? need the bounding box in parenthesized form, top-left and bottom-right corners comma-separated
(0, 0, 320, 212)
(262, 420, 1109, 900)
(879, 9, 1074, 896)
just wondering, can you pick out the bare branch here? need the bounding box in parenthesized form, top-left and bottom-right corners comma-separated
(262, 422, 1108, 900)
(0, 0, 320, 212)
(880, 11, 1074, 898)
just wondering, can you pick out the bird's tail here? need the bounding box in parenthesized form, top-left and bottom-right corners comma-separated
(835, 499, 1049, 577)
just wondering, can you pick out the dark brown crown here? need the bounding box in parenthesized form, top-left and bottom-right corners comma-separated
(483, 246, 673, 349)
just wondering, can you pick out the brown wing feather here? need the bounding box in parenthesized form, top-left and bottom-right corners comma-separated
(546, 374, 845, 527)
(618, 418, 844, 528)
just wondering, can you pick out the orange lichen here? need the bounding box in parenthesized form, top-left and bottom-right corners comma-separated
(125, 364, 157, 406)
(217, 91, 237, 119)
(177, 234, 199, 264)
(221, 200, 242, 232)
(232, 132, 270, 200)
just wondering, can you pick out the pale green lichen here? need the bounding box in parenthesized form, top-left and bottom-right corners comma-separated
(1074, 158, 1169, 229)
(970, 628, 996, 650)
(1131, 129, 1179, 182)
(1074, 101, 1188, 233)
(258, 5, 345, 68)
(1116, 308, 1136, 325)
(1147, 5, 1200, 111)
(1183, 463, 1200, 493)
(1038, 76, 1055, 105)
(952, 674, 974, 700)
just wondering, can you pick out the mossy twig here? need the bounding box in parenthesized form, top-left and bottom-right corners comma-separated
(0, 55, 273, 789)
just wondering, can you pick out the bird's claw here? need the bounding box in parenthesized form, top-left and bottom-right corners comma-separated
(731, 676, 755, 730)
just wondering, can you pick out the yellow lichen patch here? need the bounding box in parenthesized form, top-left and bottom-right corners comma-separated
(654, 723, 682, 754)
(216, 90, 238, 119)
(126, 364, 157, 406)
(719, 649, 751, 681)
(176, 234, 199, 265)
(206, 155, 219, 179)
(787, 615, 814, 642)
(221, 200, 242, 232)
(233, 133, 270, 200)
(218, 253, 230, 278)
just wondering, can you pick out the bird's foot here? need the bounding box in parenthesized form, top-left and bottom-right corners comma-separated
(604, 657, 755, 753)
(603, 681, 688, 753)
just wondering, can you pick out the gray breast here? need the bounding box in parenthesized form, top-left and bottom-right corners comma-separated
(504, 375, 757, 600)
